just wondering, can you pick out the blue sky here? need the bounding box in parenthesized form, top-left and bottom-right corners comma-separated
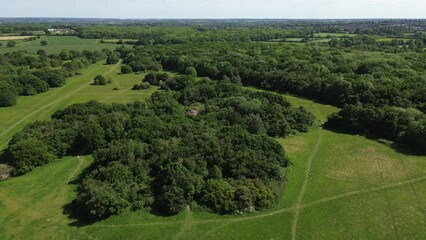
(0, 0, 425, 19)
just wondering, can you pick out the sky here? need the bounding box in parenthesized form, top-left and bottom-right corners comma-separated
(0, 0, 425, 19)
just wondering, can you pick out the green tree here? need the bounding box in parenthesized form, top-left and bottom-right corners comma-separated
(7, 41, 16, 47)
(93, 75, 107, 85)
(144, 72, 158, 85)
(0, 81, 18, 107)
(201, 179, 235, 213)
(156, 185, 186, 215)
(106, 54, 120, 65)
(40, 40, 48, 46)
(8, 138, 55, 175)
(121, 65, 132, 74)
(185, 67, 197, 77)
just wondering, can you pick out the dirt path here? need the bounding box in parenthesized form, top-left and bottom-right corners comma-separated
(291, 130, 324, 240)
(303, 175, 426, 209)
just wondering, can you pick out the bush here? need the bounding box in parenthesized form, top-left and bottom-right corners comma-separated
(106, 54, 119, 65)
(7, 41, 16, 47)
(121, 65, 132, 74)
(185, 67, 197, 77)
(132, 82, 151, 90)
(93, 75, 107, 85)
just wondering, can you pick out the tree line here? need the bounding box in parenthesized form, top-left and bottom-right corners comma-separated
(111, 40, 425, 151)
(0, 49, 108, 107)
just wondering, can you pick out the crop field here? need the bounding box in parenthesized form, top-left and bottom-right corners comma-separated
(0, 36, 34, 41)
(0, 36, 119, 54)
(0, 62, 424, 239)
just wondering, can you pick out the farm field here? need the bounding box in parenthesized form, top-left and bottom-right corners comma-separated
(0, 61, 424, 239)
(0, 36, 119, 54)
(0, 36, 33, 41)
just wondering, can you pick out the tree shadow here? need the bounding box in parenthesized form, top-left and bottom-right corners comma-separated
(63, 200, 97, 227)
(323, 125, 426, 156)
(62, 159, 98, 227)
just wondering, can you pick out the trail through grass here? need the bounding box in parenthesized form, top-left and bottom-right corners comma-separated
(0, 67, 425, 239)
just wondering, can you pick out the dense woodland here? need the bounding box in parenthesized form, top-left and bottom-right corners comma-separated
(0, 49, 108, 107)
(4, 77, 314, 218)
(111, 40, 425, 151)
(1, 20, 425, 221)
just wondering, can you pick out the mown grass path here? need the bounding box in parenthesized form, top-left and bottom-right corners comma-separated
(291, 131, 324, 240)
(0, 68, 425, 239)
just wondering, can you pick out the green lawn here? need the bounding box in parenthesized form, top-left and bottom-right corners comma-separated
(0, 36, 119, 54)
(0, 64, 425, 239)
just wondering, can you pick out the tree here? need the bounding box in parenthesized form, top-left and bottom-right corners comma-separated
(106, 54, 120, 65)
(144, 72, 158, 85)
(7, 41, 16, 47)
(93, 75, 107, 85)
(8, 138, 55, 175)
(156, 185, 186, 215)
(36, 49, 46, 56)
(0, 81, 18, 107)
(185, 67, 197, 77)
(121, 65, 132, 74)
(40, 40, 48, 46)
(201, 179, 235, 213)
(0, 42, 3, 47)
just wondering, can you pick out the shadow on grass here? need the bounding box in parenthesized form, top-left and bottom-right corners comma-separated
(323, 125, 426, 156)
(63, 158, 98, 227)
(63, 200, 97, 227)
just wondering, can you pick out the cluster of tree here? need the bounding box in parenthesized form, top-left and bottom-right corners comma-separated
(5, 78, 315, 219)
(114, 42, 425, 114)
(328, 35, 425, 52)
(325, 104, 426, 152)
(75, 26, 311, 44)
(132, 82, 150, 90)
(0, 49, 108, 107)
(111, 41, 425, 150)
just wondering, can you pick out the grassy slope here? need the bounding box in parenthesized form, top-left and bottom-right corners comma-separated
(0, 64, 425, 239)
(0, 36, 118, 54)
(0, 61, 157, 150)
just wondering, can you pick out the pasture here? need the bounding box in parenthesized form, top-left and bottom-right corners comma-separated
(0, 36, 119, 54)
(0, 63, 424, 239)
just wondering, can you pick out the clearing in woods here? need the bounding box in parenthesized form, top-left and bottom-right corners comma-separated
(0, 63, 425, 239)
(0, 36, 119, 54)
(0, 61, 157, 150)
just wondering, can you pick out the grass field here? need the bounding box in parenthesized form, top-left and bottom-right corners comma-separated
(314, 33, 358, 38)
(0, 61, 156, 150)
(0, 36, 119, 54)
(0, 63, 425, 239)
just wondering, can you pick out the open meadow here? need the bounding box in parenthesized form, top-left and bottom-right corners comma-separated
(0, 61, 424, 239)
(0, 61, 157, 150)
(0, 36, 118, 54)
